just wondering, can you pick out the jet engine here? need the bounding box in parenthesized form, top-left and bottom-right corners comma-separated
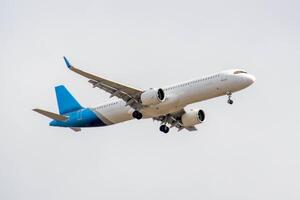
(181, 109, 205, 127)
(141, 88, 165, 106)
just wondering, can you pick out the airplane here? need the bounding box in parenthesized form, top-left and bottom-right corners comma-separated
(33, 57, 255, 133)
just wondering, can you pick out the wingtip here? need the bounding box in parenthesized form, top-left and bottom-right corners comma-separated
(63, 56, 72, 68)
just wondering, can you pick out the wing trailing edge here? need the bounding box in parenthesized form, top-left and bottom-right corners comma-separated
(62, 56, 143, 110)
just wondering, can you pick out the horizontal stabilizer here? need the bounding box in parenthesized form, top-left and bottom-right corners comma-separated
(33, 108, 68, 121)
(70, 127, 81, 132)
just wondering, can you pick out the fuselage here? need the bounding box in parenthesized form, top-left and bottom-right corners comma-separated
(50, 69, 255, 128)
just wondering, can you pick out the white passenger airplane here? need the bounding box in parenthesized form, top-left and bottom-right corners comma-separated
(33, 57, 255, 133)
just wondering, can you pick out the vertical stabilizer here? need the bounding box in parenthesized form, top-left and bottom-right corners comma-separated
(55, 85, 83, 114)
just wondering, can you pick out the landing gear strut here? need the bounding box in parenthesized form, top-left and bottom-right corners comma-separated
(132, 110, 143, 120)
(159, 124, 169, 133)
(227, 92, 234, 105)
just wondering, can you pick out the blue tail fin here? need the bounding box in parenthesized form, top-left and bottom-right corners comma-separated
(55, 85, 83, 114)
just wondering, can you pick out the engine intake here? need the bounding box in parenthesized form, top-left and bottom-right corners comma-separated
(181, 109, 205, 127)
(141, 88, 165, 106)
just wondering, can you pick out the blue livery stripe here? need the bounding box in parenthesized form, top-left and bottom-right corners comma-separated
(49, 108, 107, 127)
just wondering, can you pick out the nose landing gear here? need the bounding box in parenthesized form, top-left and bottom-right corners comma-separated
(226, 92, 234, 105)
(228, 99, 233, 105)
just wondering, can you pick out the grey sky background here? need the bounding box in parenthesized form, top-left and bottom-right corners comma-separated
(1, 0, 300, 199)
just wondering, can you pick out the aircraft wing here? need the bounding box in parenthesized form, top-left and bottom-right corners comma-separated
(63, 57, 143, 110)
(184, 126, 198, 131)
(153, 109, 198, 132)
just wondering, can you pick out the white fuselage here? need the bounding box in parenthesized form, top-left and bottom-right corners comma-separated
(91, 69, 255, 125)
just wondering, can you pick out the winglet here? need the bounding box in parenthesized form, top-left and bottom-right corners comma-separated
(63, 56, 72, 68)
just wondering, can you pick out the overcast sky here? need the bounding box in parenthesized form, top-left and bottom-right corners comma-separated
(1, 0, 300, 199)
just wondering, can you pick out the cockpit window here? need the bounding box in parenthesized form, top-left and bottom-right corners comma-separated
(234, 70, 247, 74)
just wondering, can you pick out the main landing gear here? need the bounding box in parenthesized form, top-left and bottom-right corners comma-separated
(159, 124, 170, 133)
(132, 110, 143, 120)
(226, 91, 234, 105)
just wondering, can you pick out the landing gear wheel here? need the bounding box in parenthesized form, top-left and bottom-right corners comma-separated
(226, 92, 234, 105)
(132, 111, 143, 120)
(159, 125, 169, 133)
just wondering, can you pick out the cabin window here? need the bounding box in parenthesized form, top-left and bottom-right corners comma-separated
(234, 70, 247, 74)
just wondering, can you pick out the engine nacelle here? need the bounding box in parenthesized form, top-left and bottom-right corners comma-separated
(181, 109, 205, 127)
(141, 88, 165, 106)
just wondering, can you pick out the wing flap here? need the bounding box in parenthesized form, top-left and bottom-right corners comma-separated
(184, 126, 198, 131)
(88, 79, 140, 109)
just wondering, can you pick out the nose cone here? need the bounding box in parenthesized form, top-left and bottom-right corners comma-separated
(239, 74, 255, 89)
(247, 74, 256, 85)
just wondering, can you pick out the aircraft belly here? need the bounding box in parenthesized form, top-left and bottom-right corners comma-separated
(96, 106, 132, 124)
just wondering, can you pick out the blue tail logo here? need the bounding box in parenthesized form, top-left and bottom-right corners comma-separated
(55, 85, 83, 114)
